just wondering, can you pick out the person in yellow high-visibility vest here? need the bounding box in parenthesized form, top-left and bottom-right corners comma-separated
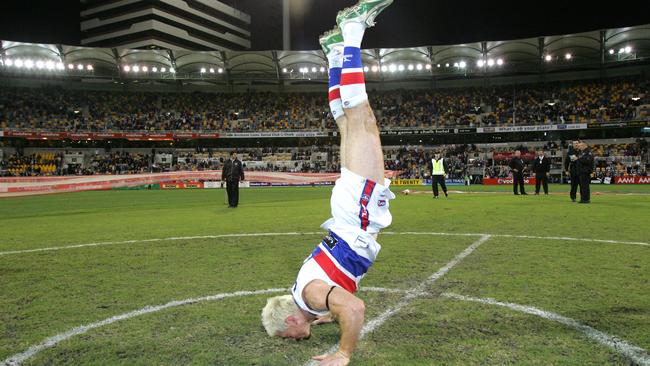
(430, 152, 450, 198)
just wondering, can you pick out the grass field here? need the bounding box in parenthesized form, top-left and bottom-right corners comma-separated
(1, 184, 649, 365)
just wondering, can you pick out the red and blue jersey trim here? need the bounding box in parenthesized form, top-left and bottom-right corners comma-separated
(358, 179, 377, 231)
(309, 231, 373, 293)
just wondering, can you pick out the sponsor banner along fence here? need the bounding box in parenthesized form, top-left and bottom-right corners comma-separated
(391, 179, 423, 186)
(0, 171, 342, 197)
(1, 131, 220, 141)
(492, 151, 536, 161)
(477, 123, 587, 133)
(483, 177, 537, 185)
(161, 181, 205, 189)
(423, 178, 466, 186)
(614, 176, 650, 184)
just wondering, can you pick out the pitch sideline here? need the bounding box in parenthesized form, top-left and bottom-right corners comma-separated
(1, 231, 648, 257)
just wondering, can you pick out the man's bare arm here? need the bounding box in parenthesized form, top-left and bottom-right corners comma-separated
(304, 281, 365, 364)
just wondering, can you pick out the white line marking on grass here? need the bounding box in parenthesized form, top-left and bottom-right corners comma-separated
(303, 234, 492, 366)
(0, 287, 402, 366)
(2, 231, 647, 257)
(382, 232, 650, 247)
(0, 232, 324, 256)
(494, 234, 650, 247)
(442, 292, 650, 366)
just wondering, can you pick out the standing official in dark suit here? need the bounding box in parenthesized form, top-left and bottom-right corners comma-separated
(576, 142, 594, 204)
(429, 152, 450, 198)
(532, 150, 551, 195)
(509, 150, 527, 195)
(222, 151, 245, 208)
(565, 140, 581, 202)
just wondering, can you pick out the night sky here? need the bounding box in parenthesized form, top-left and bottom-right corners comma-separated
(0, 0, 649, 51)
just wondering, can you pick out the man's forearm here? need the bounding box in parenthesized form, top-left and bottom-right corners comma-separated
(336, 305, 365, 356)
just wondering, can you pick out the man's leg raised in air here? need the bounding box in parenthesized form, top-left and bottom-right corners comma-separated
(320, 28, 349, 168)
(337, 5, 387, 184)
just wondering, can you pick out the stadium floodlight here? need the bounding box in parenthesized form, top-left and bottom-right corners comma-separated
(477, 60, 484, 67)
(320, 67, 326, 72)
(152, 67, 158, 72)
(618, 47, 625, 54)
(435, 64, 439, 68)
(453, 62, 459, 67)
(389, 64, 397, 72)
(25, 59, 34, 69)
(445, 63, 449, 67)
(68, 63, 75, 69)
(407, 64, 414, 71)
(371, 65, 378, 72)
(209, 68, 215, 73)
(398, 64, 405, 71)
(218, 68, 224, 73)
(170, 68, 175, 73)
(282, 68, 287, 73)
(496, 58, 504, 66)
(133, 65, 140, 72)
(161, 67, 167, 72)
(545, 55, 552, 62)
(15, 59, 24, 68)
(56, 62, 64, 70)
(6, 59, 14, 67)
(45, 61, 55, 70)
(565, 53, 572, 60)
(625, 46, 632, 53)
(609, 49, 615, 55)
(77, 64, 84, 70)
(416, 64, 423, 70)
(363, 66, 369, 72)
(311, 67, 317, 72)
(36, 60, 45, 69)
(87, 64, 94, 71)
(381, 65, 388, 72)
(459, 61, 466, 69)
(123, 65, 130, 72)
(200, 67, 206, 73)
(487, 59, 495, 67)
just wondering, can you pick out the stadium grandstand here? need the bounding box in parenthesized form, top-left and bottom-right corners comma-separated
(2, 24, 649, 183)
(2, 2, 650, 366)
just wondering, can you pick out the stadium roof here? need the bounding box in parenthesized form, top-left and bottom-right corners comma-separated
(1, 24, 649, 85)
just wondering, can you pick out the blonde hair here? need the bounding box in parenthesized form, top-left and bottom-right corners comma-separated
(261, 295, 299, 336)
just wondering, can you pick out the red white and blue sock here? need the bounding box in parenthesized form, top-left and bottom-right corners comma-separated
(340, 22, 368, 109)
(327, 48, 344, 120)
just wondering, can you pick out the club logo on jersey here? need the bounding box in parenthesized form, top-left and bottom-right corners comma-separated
(323, 234, 338, 250)
(342, 54, 353, 62)
(361, 194, 371, 201)
(378, 199, 386, 207)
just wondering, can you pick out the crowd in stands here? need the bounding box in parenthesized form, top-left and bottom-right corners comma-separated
(85, 152, 151, 175)
(1, 77, 648, 133)
(2, 140, 647, 178)
(1, 152, 62, 176)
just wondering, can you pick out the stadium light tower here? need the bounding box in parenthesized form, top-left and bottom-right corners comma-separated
(283, 0, 291, 50)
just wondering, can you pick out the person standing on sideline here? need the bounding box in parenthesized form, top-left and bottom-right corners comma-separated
(222, 151, 245, 208)
(576, 142, 594, 204)
(565, 140, 581, 202)
(533, 149, 551, 195)
(509, 150, 527, 195)
(429, 152, 450, 198)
